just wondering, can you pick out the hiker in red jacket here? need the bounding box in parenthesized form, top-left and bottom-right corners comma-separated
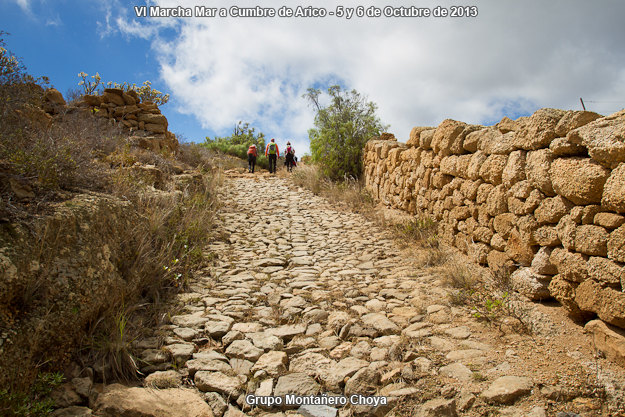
(265, 138, 280, 174)
(247, 144, 258, 173)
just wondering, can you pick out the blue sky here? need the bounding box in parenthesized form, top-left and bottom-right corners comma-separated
(2, 0, 625, 155)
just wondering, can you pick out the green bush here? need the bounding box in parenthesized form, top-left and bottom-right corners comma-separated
(303, 85, 387, 180)
(0, 372, 63, 417)
(202, 122, 270, 170)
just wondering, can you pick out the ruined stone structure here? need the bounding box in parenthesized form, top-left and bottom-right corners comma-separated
(364, 109, 625, 329)
(42, 87, 179, 153)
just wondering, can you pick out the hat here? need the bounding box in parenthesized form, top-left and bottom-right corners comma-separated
(287, 141, 291, 145)
(251, 144, 256, 148)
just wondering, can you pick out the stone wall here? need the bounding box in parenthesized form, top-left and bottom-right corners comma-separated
(364, 109, 625, 329)
(43, 87, 179, 153)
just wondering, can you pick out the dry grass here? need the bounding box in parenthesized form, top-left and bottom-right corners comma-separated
(1, 102, 221, 390)
(290, 164, 377, 219)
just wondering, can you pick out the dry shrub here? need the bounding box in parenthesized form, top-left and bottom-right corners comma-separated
(176, 142, 215, 170)
(439, 261, 478, 290)
(392, 217, 439, 249)
(80, 170, 219, 380)
(1, 81, 124, 193)
(291, 164, 377, 217)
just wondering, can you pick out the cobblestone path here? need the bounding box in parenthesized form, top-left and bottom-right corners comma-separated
(88, 173, 624, 417)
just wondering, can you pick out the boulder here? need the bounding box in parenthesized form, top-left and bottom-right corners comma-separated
(478, 128, 518, 154)
(145, 123, 167, 134)
(548, 275, 586, 319)
(225, 339, 264, 361)
(533, 226, 561, 247)
(574, 225, 608, 256)
(602, 163, 625, 213)
(567, 110, 625, 168)
(432, 119, 476, 156)
(44, 88, 66, 106)
(494, 213, 517, 239)
(467, 151, 488, 180)
(534, 195, 573, 225)
(555, 110, 602, 137)
(122, 92, 136, 105)
(487, 250, 515, 274)
(497, 116, 525, 133)
(250, 351, 288, 376)
(585, 320, 625, 366)
(273, 372, 320, 397)
(195, 371, 243, 397)
(82, 94, 101, 106)
(502, 150, 526, 188)
(93, 384, 213, 417)
(517, 108, 565, 150)
(420, 129, 436, 150)
(594, 212, 625, 229)
(101, 91, 125, 106)
(506, 230, 535, 266)
(526, 149, 555, 196)
(344, 367, 380, 397)
(479, 154, 508, 185)
(463, 129, 481, 153)
(556, 215, 577, 251)
(549, 137, 587, 156)
(531, 247, 557, 275)
(608, 224, 625, 263)
(416, 398, 458, 417)
(575, 279, 625, 327)
(510, 267, 551, 300)
(407, 126, 434, 147)
(550, 157, 610, 204)
(549, 247, 588, 282)
(587, 257, 625, 286)
(486, 185, 508, 216)
(361, 312, 400, 336)
(144, 370, 182, 389)
(481, 376, 533, 404)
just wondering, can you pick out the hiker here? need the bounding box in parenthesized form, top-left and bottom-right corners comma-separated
(247, 144, 257, 173)
(284, 141, 295, 172)
(265, 138, 279, 174)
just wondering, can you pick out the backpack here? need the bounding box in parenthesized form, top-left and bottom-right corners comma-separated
(268, 143, 277, 154)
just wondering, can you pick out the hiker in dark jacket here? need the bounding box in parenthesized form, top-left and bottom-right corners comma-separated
(284, 141, 295, 172)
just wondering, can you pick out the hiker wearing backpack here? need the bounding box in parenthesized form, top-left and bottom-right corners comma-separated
(265, 138, 280, 174)
(285, 141, 295, 172)
(247, 144, 258, 173)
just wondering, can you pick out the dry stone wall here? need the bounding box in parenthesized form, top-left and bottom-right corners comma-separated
(43, 87, 179, 153)
(364, 108, 625, 329)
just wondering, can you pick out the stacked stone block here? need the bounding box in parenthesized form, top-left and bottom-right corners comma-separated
(364, 108, 625, 329)
(79, 88, 178, 152)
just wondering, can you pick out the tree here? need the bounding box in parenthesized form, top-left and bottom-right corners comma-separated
(202, 121, 268, 169)
(205, 121, 266, 150)
(304, 85, 387, 180)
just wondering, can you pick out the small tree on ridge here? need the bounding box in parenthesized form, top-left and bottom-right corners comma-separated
(303, 85, 387, 180)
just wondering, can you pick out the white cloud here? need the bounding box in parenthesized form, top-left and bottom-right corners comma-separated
(14, 0, 30, 12)
(111, 0, 625, 152)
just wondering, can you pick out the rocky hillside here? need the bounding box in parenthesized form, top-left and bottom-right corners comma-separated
(0, 85, 218, 405)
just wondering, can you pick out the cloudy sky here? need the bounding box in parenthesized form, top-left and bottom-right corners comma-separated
(2, 0, 625, 154)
